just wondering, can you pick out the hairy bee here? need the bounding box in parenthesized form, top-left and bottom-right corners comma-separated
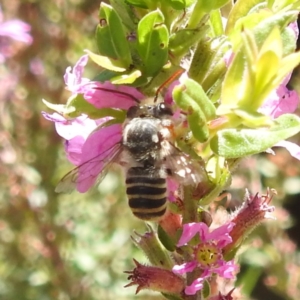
(56, 94, 203, 221)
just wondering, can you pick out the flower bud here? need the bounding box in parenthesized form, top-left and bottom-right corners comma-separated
(223, 189, 276, 255)
(124, 259, 184, 295)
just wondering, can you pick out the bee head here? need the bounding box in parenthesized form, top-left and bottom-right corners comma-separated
(126, 103, 173, 119)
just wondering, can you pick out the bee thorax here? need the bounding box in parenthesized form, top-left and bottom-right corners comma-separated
(123, 118, 166, 163)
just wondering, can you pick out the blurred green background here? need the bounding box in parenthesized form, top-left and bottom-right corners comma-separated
(1, 1, 300, 299)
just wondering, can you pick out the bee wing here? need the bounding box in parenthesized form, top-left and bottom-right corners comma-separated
(165, 144, 207, 186)
(55, 142, 123, 194)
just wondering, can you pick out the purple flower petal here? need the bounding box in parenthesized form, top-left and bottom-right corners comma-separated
(64, 54, 89, 93)
(207, 222, 234, 248)
(164, 80, 179, 105)
(214, 260, 238, 279)
(184, 269, 210, 295)
(65, 136, 85, 165)
(172, 261, 197, 275)
(185, 277, 205, 295)
(42, 111, 66, 123)
(55, 115, 98, 140)
(78, 81, 144, 110)
(76, 124, 122, 193)
(288, 21, 299, 40)
(259, 82, 299, 118)
(273, 140, 300, 160)
(177, 222, 209, 246)
(0, 19, 32, 44)
(166, 178, 179, 202)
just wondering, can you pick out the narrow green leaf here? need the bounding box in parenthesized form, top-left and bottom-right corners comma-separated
(85, 50, 126, 72)
(252, 10, 297, 50)
(225, 0, 264, 34)
(157, 225, 176, 252)
(96, 3, 132, 67)
(137, 10, 169, 76)
(125, 0, 154, 9)
(165, 0, 195, 9)
(110, 70, 142, 84)
(210, 114, 300, 158)
(209, 9, 224, 36)
(42, 99, 66, 114)
(202, 280, 211, 299)
(110, 0, 138, 30)
(220, 49, 245, 106)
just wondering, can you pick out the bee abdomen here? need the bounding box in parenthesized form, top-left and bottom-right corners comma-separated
(126, 168, 167, 221)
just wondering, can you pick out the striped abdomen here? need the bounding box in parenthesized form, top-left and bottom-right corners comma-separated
(126, 167, 167, 221)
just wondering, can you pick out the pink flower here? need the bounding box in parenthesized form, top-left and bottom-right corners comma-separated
(173, 222, 238, 295)
(0, 7, 32, 61)
(0, 19, 32, 43)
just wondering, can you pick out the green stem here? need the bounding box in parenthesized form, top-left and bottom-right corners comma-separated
(186, 1, 206, 29)
(182, 185, 200, 224)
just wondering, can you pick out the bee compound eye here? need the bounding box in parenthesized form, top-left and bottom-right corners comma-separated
(127, 106, 139, 118)
(158, 103, 173, 116)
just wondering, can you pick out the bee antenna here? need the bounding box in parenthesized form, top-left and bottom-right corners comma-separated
(154, 69, 184, 102)
(93, 87, 141, 103)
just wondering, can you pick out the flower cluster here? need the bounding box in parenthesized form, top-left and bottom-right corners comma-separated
(173, 222, 238, 295)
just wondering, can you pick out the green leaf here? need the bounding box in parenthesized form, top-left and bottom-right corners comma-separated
(137, 10, 169, 76)
(199, 0, 231, 11)
(225, 0, 265, 34)
(229, 9, 297, 54)
(202, 280, 211, 299)
(157, 225, 176, 252)
(93, 70, 119, 82)
(209, 9, 224, 36)
(110, 0, 137, 30)
(110, 70, 142, 84)
(210, 114, 300, 158)
(125, 0, 154, 9)
(96, 3, 132, 67)
(220, 48, 245, 106)
(85, 50, 126, 72)
(252, 10, 297, 52)
(165, 0, 188, 10)
(42, 99, 66, 114)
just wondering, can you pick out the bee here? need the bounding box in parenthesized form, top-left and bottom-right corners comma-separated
(56, 88, 205, 221)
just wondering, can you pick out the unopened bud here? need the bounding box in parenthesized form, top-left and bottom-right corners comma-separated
(223, 189, 275, 255)
(125, 259, 185, 295)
